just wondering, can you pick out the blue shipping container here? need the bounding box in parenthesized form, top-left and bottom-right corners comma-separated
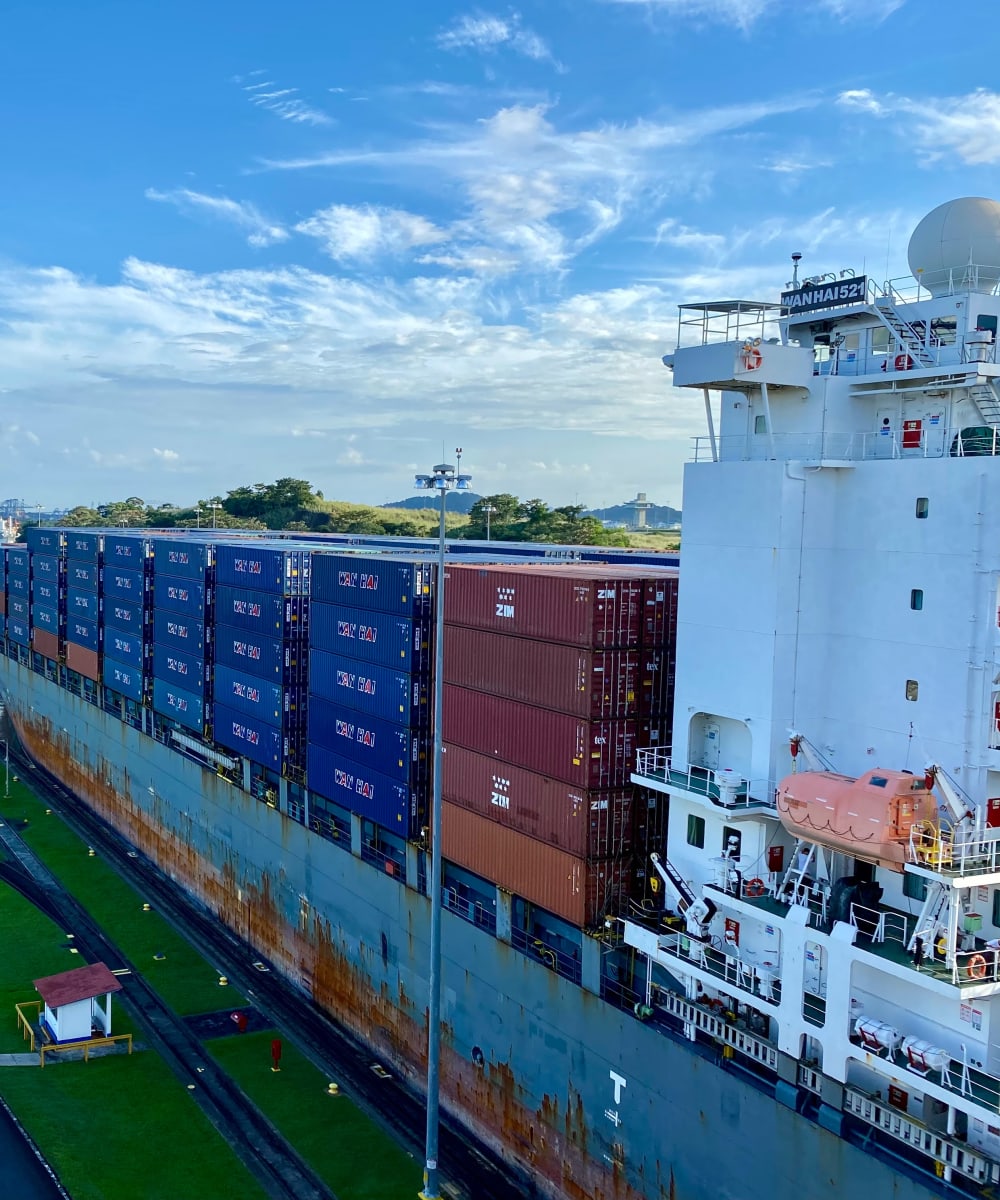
(103, 596, 142, 634)
(307, 743, 421, 836)
(214, 585, 305, 638)
(7, 596, 28, 621)
(213, 663, 296, 727)
(309, 601, 430, 673)
(103, 656, 144, 702)
(32, 605, 60, 635)
(151, 643, 206, 696)
(213, 702, 283, 771)
(152, 609, 205, 656)
(32, 554, 61, 582)
(153, 539, 211, 581)
(31, 578, 61, 610)
(103, 534, 148, 566)
(67, 588, 100, 621)
(214, 623, 294, 683)
(102, 566, 144, 603)
(152, 573, 206, 620)
(308, 649, 429, 728)
(66, 531, 101, 562)
(152, 677, 204, 732)
(214, 544, 309, 596)
(8, 617, 29, 646)
(310, 553, 433, 618)
(308, 694, 428, 786)
(67, 615, 99, 652)
(26, 528, 64, 555)
(7, 573, 28, 598)
(66, 560, 98, 591)
(6, 549, 29, 576)
(105, 626, 144, 670)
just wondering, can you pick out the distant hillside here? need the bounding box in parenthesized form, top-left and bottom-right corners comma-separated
(586, 502, 681, 527)
(381, 493, 481, 514)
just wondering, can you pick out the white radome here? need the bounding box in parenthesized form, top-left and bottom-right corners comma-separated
(907, 197, 1000, 296)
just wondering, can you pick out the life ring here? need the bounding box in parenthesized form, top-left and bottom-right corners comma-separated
(967, 954, 988, 980)
(743, 877, 765, 898)
(743, 348, 763, 371)
(895, 353, 914, 371)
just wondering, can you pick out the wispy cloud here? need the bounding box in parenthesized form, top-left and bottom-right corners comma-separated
(838, 87, 1000, 164)
(153, 447, 180, 462)
(436, 11, 562, 68)
(235, 73, 332, 126)
(602, 0, 904, 30)
(145, 188, 289, 248)
(295, 205, 446, 262)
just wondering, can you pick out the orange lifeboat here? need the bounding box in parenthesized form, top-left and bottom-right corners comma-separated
(776, 768, 939, 870)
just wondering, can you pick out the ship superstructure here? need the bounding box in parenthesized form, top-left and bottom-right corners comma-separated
(623, 197, 1000, 1191)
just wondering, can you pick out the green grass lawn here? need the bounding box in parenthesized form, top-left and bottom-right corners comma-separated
(209, 1030, 422, 1200)
(0, 884, 78, 1053)
(1, 778, 247, 1015)
(0, 1051, 270, 1200)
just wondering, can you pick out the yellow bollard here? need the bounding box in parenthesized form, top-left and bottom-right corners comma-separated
(327, 1082, 340, 1096)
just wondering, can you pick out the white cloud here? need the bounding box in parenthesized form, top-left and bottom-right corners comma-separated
(838, 87, 1000, 165)
(602, 0, 904, 28)
(145, 188, 289, 248)
(436, 12, 561, 67)
(295, 205, 446, 262)
(239, 76, 331, 126)
(153, 448, 180, 462)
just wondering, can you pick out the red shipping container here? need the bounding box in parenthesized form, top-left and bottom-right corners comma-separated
(442, 801, 633, 927)
(444, 564, 645, 649)
(537, 565, 679, 648)
(32, 628, 60, 661)
(443, 624, 663, 719)
(66, 643, 99, 680)
(443, 684, 666, 789)
(441, 742, 634, 857)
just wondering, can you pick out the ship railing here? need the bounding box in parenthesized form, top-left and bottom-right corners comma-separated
(873, 267, 1000, 304)
(660, 991, 779, 1071)
(654, 930, 781, 1006)
(360, 839, 406, 884)
(849, 902, 908, 948)
(953, 948, 1000, 989)
(910, 824, 1000, 878)
(442, 888, 498, 937)
(510, 925, 582, 984)
(691, 425, 995, 464)
(633, 749, 776, 810)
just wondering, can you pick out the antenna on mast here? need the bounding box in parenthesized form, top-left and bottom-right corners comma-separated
(790, 252, 802, 288)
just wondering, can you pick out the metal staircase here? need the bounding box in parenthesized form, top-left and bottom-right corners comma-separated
(651, 852, 696, 907)
(969, 381, 1000, 427)
(872, 298, 935, 366)
(908, 879, 951, 961)
(777, 839, 817, 904)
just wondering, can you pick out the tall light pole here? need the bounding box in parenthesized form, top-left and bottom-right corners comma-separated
(483, 503, 497, 542)
(207, 501, 222, 529)
(414, 451, 471, 1200)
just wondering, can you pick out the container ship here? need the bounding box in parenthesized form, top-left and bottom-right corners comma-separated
(4, 197, 1000, 1199)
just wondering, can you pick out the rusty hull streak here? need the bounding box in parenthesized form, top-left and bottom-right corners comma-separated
(14, 708, 664, 1200)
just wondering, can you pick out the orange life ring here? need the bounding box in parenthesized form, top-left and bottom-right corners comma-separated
(743, 349, 763, 371)
(895, 353, 914, 371)
(967, 954, 988, 980)
(743, 877, 765, 898)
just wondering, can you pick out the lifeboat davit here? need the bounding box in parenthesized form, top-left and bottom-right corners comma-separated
(776, 768, 938, 870)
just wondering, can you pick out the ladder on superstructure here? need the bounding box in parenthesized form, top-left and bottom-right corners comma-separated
(873, 298, 935, 367)
(907, 879, 951, 961)
(968, 380, 1000, 428)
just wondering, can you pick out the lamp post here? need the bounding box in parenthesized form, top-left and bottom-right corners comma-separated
(482, 503, 497, 542)
(207, 502, 222, 529)
(414, 451, 471, 1200)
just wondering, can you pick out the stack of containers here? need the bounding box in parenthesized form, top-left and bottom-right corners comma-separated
(151, 539, 211, 734)
(26, 528, 65, 661)
(306, 553, 433, 839)
(101, 533, 151, 705)
(440, 562, 679, 928)
(64, 532, 102, 680)
(211, 542, 310, 772)
(6, 546, 31, 649)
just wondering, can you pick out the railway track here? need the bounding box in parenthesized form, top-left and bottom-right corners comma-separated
(5, 744, 532, 1200)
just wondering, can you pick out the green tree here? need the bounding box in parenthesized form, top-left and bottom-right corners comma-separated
(61, 505, 103, 527)
(463, 493, 521, 540)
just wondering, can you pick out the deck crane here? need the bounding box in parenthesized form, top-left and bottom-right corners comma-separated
(649, 853, 718, 939)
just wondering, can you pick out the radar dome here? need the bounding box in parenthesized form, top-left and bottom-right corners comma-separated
(907, 197, 1000, 296)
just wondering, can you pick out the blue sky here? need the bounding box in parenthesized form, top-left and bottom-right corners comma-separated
(1, 0, 997, 511)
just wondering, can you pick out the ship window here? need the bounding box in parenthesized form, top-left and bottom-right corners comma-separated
(754, 415, 767, 434)
(687, 815, 705, 849)
(911, 589, 924, 610)
(869, 776, 889, 788)
(915, 497, 929, 519)
(903, 872, 927, 902)
(976, 315, 997, 341)
(906, 680, 919, 701)
(993, 890, 1000, 929)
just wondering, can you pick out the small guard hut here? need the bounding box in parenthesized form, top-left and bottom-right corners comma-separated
(33, 963, 122, 1043)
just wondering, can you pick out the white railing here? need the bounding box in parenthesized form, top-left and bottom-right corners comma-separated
(849, 902, 908, 947)
(654, 931, 781, 1005)
(953, 948, 1000, 988)
(691, 426, 1000, 464)
(632, 749, 776, 810)
(909, 824, 1000, 878)
(660, 991, 780, 1070)
(874, 266, 1000, 305)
